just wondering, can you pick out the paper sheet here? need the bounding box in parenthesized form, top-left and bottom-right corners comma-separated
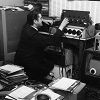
(8, 85, 36, 99)
(50, 77, 77, 91)
(0, 64, 23, 73)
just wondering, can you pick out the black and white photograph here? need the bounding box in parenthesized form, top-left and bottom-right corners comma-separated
(0, 0, 100, 100)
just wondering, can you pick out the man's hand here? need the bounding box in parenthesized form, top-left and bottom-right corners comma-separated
(59, 18, 69, 31)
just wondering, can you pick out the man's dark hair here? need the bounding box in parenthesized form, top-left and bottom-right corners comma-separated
(27, 10, 40, 25)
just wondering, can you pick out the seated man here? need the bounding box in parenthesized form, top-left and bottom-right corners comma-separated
(14, 10, 69, 84)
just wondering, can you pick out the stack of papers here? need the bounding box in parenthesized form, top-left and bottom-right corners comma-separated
(49, 77, 80, 92)
(0, 64, 24, 75)
(0, 64, 28, 85)
(5, 85, 36, 100)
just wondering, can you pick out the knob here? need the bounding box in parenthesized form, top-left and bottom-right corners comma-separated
(67, 29, 72, 34)
(72, 30, 77, 35)
(76, 30, 81, 36)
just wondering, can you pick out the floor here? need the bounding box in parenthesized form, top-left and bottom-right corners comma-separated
(84, 85, 100, 100)
(0, 64, 99, 100)
(51, 65, 100, 100)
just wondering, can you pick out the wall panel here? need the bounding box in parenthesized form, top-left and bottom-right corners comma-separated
(0, 0, 24, 6)
(50, 0, 100, 24)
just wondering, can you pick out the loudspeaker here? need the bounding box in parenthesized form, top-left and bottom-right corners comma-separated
(84, 49, 100, 76)
(82, 48, 100, 87)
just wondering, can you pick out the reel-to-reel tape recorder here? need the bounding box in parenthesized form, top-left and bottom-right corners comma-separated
(61, 10, 96, 39)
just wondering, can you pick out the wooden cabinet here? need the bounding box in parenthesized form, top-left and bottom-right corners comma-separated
(0, 10, 29, 64)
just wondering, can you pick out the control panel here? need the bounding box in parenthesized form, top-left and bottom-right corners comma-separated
(61, 10, 95, 39)
(61, 10, 91, 27)
(63, 25, 95, 39)
(63, 25, 84, 38)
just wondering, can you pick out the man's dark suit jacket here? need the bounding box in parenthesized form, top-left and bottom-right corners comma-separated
(14, 24, 64, 81)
